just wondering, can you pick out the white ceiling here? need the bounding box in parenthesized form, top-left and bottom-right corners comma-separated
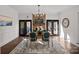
(10, 5, 76, 14)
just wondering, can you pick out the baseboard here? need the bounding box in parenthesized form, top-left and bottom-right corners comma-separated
(1, 37, 23, 54)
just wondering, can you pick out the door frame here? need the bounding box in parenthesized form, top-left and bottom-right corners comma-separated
(19, 20, 32, 36)
(46, 20, 59, 36)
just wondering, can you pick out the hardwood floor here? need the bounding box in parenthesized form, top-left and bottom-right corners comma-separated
(1, 37, 23, 54)
(59, 37, 79, 54)
(10, 36, 79, 54)
(1, 36, 79, 54)
(0, 47, 1, 54)
(70, 43, 79, 54)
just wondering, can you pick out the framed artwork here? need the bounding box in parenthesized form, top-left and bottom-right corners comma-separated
(62, 18, 70, 28)
(0, 15, 13, 26)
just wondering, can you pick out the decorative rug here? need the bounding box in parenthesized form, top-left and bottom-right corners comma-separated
(10, 37, 69, 54)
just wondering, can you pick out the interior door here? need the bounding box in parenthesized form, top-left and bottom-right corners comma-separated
(53, 20, 59, 36)
(19, 20, 26, 36)
(47, 21, 53, 35)
(47, 20, 59, 36)
(25, 20, 32, 36)
(19, 20, 32, 36)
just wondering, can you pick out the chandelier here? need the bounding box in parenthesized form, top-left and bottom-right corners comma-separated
(32, 5, 46, 30)
(32, 5, 46, 20)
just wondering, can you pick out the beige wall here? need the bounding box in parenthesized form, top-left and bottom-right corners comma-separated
(0, 6, 19, 47)
(59, 6, 79, 47)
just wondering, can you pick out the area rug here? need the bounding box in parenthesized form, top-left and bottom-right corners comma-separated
(10, 37, 69, 54)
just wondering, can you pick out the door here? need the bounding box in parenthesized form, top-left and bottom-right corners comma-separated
(25, 20, 32, 36)
(47, 20, 59, 36)
(47, 21, 53, 35)
(19, 20, 32, 36)
(19, 20, 26, 36)
(53, 20, 59, 36)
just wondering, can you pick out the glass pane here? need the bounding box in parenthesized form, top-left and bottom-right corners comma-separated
(26, 22, 31, 35)
(20, 22, 24, 34)
(53, 22, 58, 34)
(48, 22, 52, 35)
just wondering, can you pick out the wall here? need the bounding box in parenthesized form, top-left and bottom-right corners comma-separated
(19, 13, 32, 20)
(0, 6, 18, 47)
(19, 13, 59, 20)
(59, 6, 79, 47)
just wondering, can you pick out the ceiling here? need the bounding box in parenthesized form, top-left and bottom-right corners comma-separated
(10, 5, 76, 14)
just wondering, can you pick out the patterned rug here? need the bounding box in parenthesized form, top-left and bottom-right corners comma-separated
(10, 37, 69, 54)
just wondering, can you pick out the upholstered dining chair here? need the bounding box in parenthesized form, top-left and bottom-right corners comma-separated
(42, 31, 49, 41)
(30, 32, 37, 41)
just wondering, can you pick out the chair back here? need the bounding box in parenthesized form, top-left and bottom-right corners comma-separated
(30, 32, 37, 41)
(44, 32, 49, 38)
(43, 31, 49, 41)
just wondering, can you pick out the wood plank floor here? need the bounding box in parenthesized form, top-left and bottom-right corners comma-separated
(10, 37, 79, 54)
(0, 36, 79, 54)
(1, 37, 23, 54)
(58, 37, 79, 54)
(0, 48, 1, 54)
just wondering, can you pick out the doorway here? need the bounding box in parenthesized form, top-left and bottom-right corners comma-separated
(47, 20, 59, 36)
(19, 20, 32, 36)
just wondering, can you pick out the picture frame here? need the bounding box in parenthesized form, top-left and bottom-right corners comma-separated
(0, 15, 13, 26)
